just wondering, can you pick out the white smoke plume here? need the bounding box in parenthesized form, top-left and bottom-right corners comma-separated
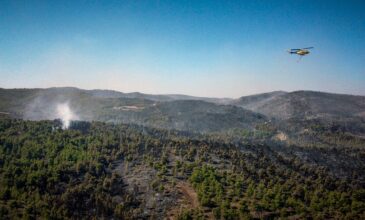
(56, 102, 78, 129)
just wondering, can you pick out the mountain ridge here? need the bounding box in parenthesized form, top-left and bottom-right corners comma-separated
(233, 90, 365, 120)
(0, 87, 364, 133)
(0, 87, 264, 132)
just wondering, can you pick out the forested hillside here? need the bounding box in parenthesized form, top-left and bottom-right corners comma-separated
(233, 91, 365, 120)
(0, 119, 364, 219)
(1, 88, 365, 136)
(0, 88, 262, 132)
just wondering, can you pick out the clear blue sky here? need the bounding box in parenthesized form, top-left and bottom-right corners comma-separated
(1, 0, 364, 97)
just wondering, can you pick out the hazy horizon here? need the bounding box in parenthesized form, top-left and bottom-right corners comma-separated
(2, 85, 365, 100)
(1, 0, 364, 97)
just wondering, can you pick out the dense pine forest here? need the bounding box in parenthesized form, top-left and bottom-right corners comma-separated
(0, 118, 364, 219)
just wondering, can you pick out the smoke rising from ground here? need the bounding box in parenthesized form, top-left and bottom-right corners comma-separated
(24, 89, 81, 129)
(56, 102, 78, 129)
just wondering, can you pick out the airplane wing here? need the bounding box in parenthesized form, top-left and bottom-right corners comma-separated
(302, 47, 314, 49)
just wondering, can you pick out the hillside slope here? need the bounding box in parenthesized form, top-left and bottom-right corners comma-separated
(233, 90, 365, 120)
(0, 119, 364, 219)
(1, 87, 364, 135)
(0, 87, 264, 132)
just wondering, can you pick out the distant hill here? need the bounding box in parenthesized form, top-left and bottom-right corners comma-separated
(89, 89, 233, 104)
(0, 87, 263, 132)
(1, 87, 364, 134)
(131, 100, 265, 132)
(230, 91, 287, 112)
(232, 90, 365, 120)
